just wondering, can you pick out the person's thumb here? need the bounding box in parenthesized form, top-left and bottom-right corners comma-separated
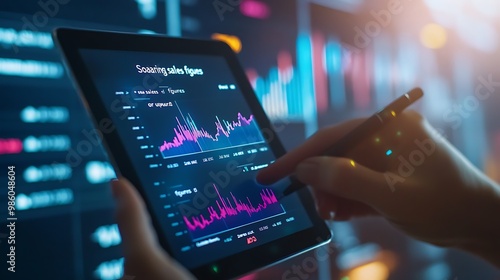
(295, 157, 388, 207)
(111, 178, 196, 280)
(111, 178, 159, 257)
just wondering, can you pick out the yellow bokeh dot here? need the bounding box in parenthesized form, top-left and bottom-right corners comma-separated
(347, 261, 389, 280)
(420, 23, 447, 49)
(212, 33, 242, 53)
(350, 160, 356, 167)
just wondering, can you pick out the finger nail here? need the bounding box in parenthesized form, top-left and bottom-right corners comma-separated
(296, 158, 322, 185)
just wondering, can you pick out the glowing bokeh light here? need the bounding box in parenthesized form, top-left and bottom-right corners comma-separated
(422, 0, 499, 52)
(211, 33, 242, 53)
(420, 23, 448, 49)
(347, 261, 389, 280)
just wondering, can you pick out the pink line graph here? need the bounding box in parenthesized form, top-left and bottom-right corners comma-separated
(159, 113, 255, 153)
(183, 184, 280, 231)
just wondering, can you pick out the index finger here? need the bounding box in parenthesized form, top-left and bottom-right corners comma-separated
(256, 118, 365, 185)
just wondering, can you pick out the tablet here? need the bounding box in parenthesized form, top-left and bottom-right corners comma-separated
(54, 28, 331, 279)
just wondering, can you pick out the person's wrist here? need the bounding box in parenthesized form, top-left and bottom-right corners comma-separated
(456, 180, 500, 267)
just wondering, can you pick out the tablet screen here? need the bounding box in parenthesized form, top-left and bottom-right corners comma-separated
(78, 49, 313, 269)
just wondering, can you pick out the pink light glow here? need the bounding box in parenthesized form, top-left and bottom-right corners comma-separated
(246, 68, 258, 87)
(277, 50, 293, 74)
(240, 0, 270, 19)
(312, 32, 329, 113)
(0, 138, 23, 155)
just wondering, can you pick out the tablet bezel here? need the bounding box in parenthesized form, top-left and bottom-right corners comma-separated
(54, 28, 331, 279)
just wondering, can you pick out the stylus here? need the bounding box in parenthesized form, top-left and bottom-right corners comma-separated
(280, 87, 424, 197)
